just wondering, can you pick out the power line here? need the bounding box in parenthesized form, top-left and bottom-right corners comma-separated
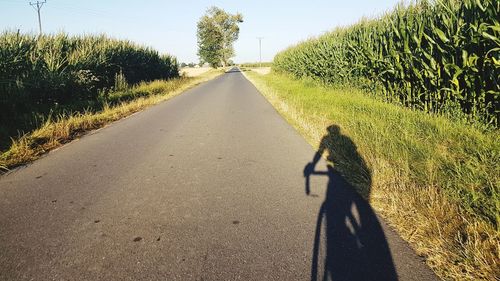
(29, 0, 46, 35)
(257, 37, 264, 67)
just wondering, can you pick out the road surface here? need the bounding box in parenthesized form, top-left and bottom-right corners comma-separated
(0, 68, 438, 281)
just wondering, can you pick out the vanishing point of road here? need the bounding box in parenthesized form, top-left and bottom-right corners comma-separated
(0, 68, 438, 281)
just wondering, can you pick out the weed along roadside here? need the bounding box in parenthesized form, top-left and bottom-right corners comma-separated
(0, 70, 223, 172)
(244, 70, 499, 281)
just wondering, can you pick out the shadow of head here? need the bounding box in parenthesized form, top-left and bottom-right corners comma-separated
(323, 124, 371, 199)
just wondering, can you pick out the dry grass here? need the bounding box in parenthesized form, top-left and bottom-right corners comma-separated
(244, 71, 499, 281)
(0, 70, 223, 171)
(180, 67, 213, 77)
(249, 67, 271, 75)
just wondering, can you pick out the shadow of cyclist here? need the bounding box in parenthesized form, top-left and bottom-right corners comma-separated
(304, 125, 397, 281)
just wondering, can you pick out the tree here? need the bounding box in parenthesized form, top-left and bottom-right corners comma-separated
(197, 7, 243, 68)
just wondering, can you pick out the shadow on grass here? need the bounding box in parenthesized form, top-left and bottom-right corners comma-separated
(304, 125, 397, 281)
(0, 100, 104, 151)
(0, 88, 157, 151)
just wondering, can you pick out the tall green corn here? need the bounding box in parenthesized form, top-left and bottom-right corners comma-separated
(274, 0, 499, 126)
(0, 32, 179, 144)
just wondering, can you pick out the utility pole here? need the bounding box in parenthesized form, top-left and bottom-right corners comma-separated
(257, 37, 264, 67)
(29, 1, 46, 35)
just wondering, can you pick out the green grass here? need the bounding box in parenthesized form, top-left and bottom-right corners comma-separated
(0, 70, 223, 171)
(245, 70, 499, 281)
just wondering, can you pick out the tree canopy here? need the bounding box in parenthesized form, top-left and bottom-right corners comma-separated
(197, 7, 243, 68)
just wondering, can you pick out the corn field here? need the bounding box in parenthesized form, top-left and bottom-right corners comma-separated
(0, 32, 179, 146)
(274, 0, 499, 126)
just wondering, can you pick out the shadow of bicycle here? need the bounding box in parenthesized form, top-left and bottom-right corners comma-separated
(304, 125, 397, 281)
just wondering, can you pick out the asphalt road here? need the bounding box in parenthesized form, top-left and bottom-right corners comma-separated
(0, 68, 438, 281)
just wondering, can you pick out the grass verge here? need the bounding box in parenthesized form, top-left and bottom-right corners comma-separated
(244, 70, 499, 281)
(0, 70, 223, 172)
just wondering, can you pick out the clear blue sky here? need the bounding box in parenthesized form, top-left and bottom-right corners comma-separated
(0, 0, 401, 63)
